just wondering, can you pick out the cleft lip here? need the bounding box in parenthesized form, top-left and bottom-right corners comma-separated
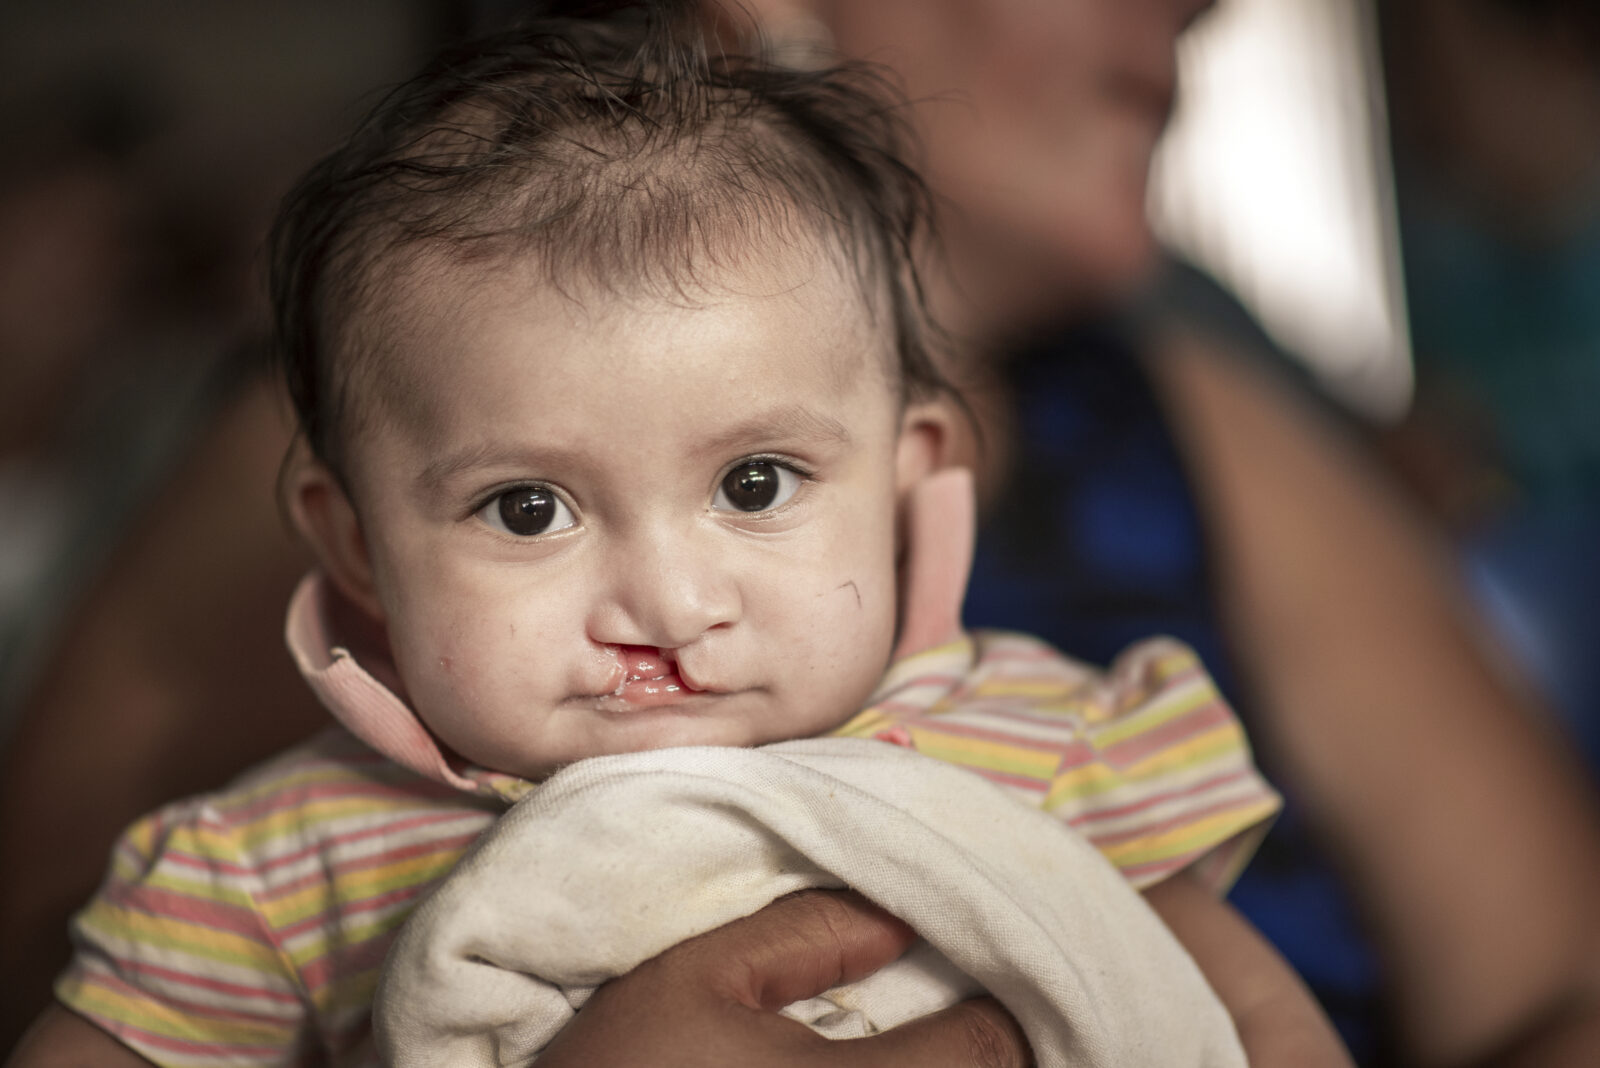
(605, 644, 709, 698)
(672, 660, 709, 695)
(618, 644, 675, 682)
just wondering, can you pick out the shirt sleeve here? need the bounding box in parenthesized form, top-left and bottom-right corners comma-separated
(55, 797, 311, 1066)
(1038, 637, 1280, 892)
(839, 631, 1281, 895)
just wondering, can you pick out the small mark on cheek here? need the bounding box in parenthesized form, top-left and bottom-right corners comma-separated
(509, 622, 517, 637)
(835, 580, 862, 610)
(439, 656, 453, 674)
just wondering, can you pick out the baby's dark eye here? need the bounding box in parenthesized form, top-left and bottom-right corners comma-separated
(713, 461, 801, 513)
(479, 486, 576, 537)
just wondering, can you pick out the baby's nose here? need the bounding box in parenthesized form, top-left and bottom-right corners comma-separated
(585, 530, 742, 649)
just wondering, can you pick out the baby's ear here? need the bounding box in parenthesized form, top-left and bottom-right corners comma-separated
(894, 400, 956, 495)
(281, 440, 386, 624)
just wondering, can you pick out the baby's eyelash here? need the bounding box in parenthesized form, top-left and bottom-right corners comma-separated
(466, 482, 547, 519)
(725, 454, 814, 478)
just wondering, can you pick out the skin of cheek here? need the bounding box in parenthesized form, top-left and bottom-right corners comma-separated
(744, 546, 897, 731)
(366, 544, 595, 767)
(768, 482, 904, 729)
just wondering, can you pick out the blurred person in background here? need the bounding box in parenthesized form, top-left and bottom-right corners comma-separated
(7, 0, 1600, 1064)
(0, 1, 439, 1048)
(723, 0, 1600, 1062)
(1378, 0, 1600, 771)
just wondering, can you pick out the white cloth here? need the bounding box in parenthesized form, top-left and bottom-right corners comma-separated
(374, 738, 1247, 1067)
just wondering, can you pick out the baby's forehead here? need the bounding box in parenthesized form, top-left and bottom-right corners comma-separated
(343, 230, 901, 434)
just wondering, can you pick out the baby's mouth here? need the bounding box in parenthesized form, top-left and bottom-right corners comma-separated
(609, 645, 702, 704)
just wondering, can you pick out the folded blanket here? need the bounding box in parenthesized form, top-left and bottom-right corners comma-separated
(374, 738, 1247, 1067)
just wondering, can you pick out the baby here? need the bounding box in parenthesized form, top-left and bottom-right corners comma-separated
(35, 5, 1348, 1067)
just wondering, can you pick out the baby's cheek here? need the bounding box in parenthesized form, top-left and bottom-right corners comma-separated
(794, 571, 897, 688)
(392, 624, 479, 719)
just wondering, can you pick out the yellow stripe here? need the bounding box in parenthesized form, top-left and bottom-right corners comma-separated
(1041, 722, 1248, 809)
(1041, 761, 1126, 808)
(1146, 647, 1203, 684)
(124, 818, 161, 860)
(156, 820, 259, 867)
(139, 868, 260, 911)
(64, 977, 294, 1046)
(831, 707, 896, 738)
(286, 908, 412, 975)
(78, 906, 285, 971)
(1118, 722, 1246, 779)
(1097, 800, 1280, 872)
(261, 846, 466, 929)
(910, 728, 1059, 781)
(1090, 680, 1217, 748)
(230, 796, 432, 851)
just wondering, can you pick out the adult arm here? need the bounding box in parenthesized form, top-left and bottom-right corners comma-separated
(1148, 332, 1600, 1066)
(5, 1009, 154, 1068)
(1144, 871, 1351, 1066)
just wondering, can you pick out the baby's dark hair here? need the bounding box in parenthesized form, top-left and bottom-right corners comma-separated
(269, 0, 951, 474)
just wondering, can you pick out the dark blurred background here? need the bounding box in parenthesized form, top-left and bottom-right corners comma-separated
(0, 1, 447, 713)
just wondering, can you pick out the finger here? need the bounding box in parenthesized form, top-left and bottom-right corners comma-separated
(830, 997, 1035, 1068)
(685, 889, 918, 1011)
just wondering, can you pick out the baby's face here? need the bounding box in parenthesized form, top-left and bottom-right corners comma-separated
(326, 242, 932, 780)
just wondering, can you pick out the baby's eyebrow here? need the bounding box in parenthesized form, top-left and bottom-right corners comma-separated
(699, 405, 853, 456)
(416, 441, 582, 492)
(412, 406, 850, 492)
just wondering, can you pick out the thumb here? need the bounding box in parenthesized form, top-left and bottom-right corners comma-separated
(693, 890, 918, 1010)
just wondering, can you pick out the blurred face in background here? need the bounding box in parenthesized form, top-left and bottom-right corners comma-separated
(744, 0, 1213, 326)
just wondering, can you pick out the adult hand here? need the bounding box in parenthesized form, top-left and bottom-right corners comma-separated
(537, 889, 1032, 1067)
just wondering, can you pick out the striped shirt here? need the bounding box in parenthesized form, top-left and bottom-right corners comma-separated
(57, 631, 1278, 1066)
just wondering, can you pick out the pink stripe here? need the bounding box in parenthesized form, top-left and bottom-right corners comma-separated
(298, 929, 395, 992)
(107, 1021, 283, 1060)
(220, 776, 460, 824)
(1142, 664, 1204, 688)
(249, 831, 473, 908)
(159, 810, 483, 880)
(1101, 701, 1233, 766)
(115, 959, 301, 1005)
(907, 716, 1092, 762)
(104, 885, 272, 942)
(88, 967, 295, 1027)
(965, 765, 1051, 793)
(875, 674, 963, 700)
(274, 881, 432, 941)
(867, 698, 949, 718)
(1062, 768, 1255, 825)
(252, 831, 480, 905)
(954, 703, 1078, 729)
(1080, 793, 1271, 849)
